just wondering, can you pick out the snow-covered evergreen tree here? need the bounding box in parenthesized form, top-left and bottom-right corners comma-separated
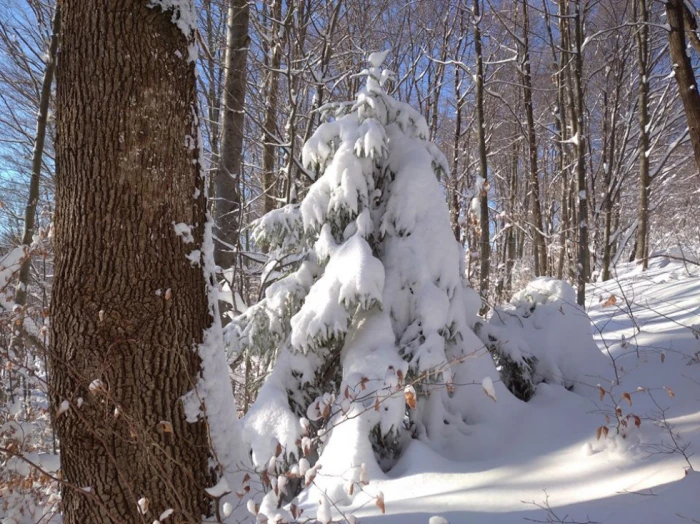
(227, 52, 508, 510)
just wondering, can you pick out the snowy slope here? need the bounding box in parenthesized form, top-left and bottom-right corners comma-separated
(304, 255, 700, 524)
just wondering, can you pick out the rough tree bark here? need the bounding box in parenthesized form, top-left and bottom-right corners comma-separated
(51, 2, 215, 521)
(666, 0, 700, 180)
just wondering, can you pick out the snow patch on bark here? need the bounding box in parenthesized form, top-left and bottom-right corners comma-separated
(147, 0, 197, 38)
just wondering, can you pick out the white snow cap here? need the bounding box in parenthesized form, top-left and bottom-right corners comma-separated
(368, 50, 390, 68)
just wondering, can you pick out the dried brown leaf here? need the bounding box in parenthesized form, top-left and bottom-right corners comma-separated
(621, 392, 632, 406)
(602, 295, 617, 308)
(376, 491, 385, 514)
(404, 388, 417, 410)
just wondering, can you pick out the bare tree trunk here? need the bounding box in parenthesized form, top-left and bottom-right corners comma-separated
(601, 67, 621, 282)
(214, 0, 249, 278)
(281, 1, 308, 204)
(506, 143, 519, 293)
(15, 4, 60, 307)
(571, 0, 590, 306)
(302, 0, 343, 148)
(202, 0, 222, 171)
(262, 0, 282, 213)
(520, 0, 547, 276)
(450, 64, 465, 242)
(666, 0, 700, 180)
(51, 2, 215, 521)
(543, 0, 568, 281)
(216, 0, 250, 324)
(474, 0, 490, 314)
(635, 0, 651, 269)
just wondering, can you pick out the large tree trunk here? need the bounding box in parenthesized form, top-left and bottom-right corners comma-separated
(666, 0, 700, 180)
(51, 2, 214, 521)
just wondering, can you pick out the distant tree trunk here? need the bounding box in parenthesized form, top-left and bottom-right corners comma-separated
(571, 0, 590, 306)
(561, 0, 578, 283)
(601, 67, 621, 282)
(450, 65, 465, 242)
(8, 3, 60, 407)
(202, 0, 223, 172)
(666, 0, 700, 180)
(543, 0, 569, 281)
(215, 0, 250, 317)
(519, 0, 547, 276)
(51, 2, 214, 521)
(14, 4, 60, 307)
(506, 143, 519, 293)
(635, 0, 651, 269)
(302, 0, 342, 148)
(262, 0, 282, 213)
(474, 0, 491, 314)
(281, 1, 308, 204)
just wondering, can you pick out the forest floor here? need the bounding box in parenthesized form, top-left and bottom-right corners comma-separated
(5, 254, 699, 524)
(321, 253, 700, 524)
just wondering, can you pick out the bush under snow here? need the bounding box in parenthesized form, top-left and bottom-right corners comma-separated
(482, 277, 610, 399)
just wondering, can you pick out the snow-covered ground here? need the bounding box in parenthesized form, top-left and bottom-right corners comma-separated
(308, 255, 700, 524)
(4, 255, 698, 524)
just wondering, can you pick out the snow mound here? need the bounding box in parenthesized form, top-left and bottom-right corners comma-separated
(489, 278, 611, 395)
